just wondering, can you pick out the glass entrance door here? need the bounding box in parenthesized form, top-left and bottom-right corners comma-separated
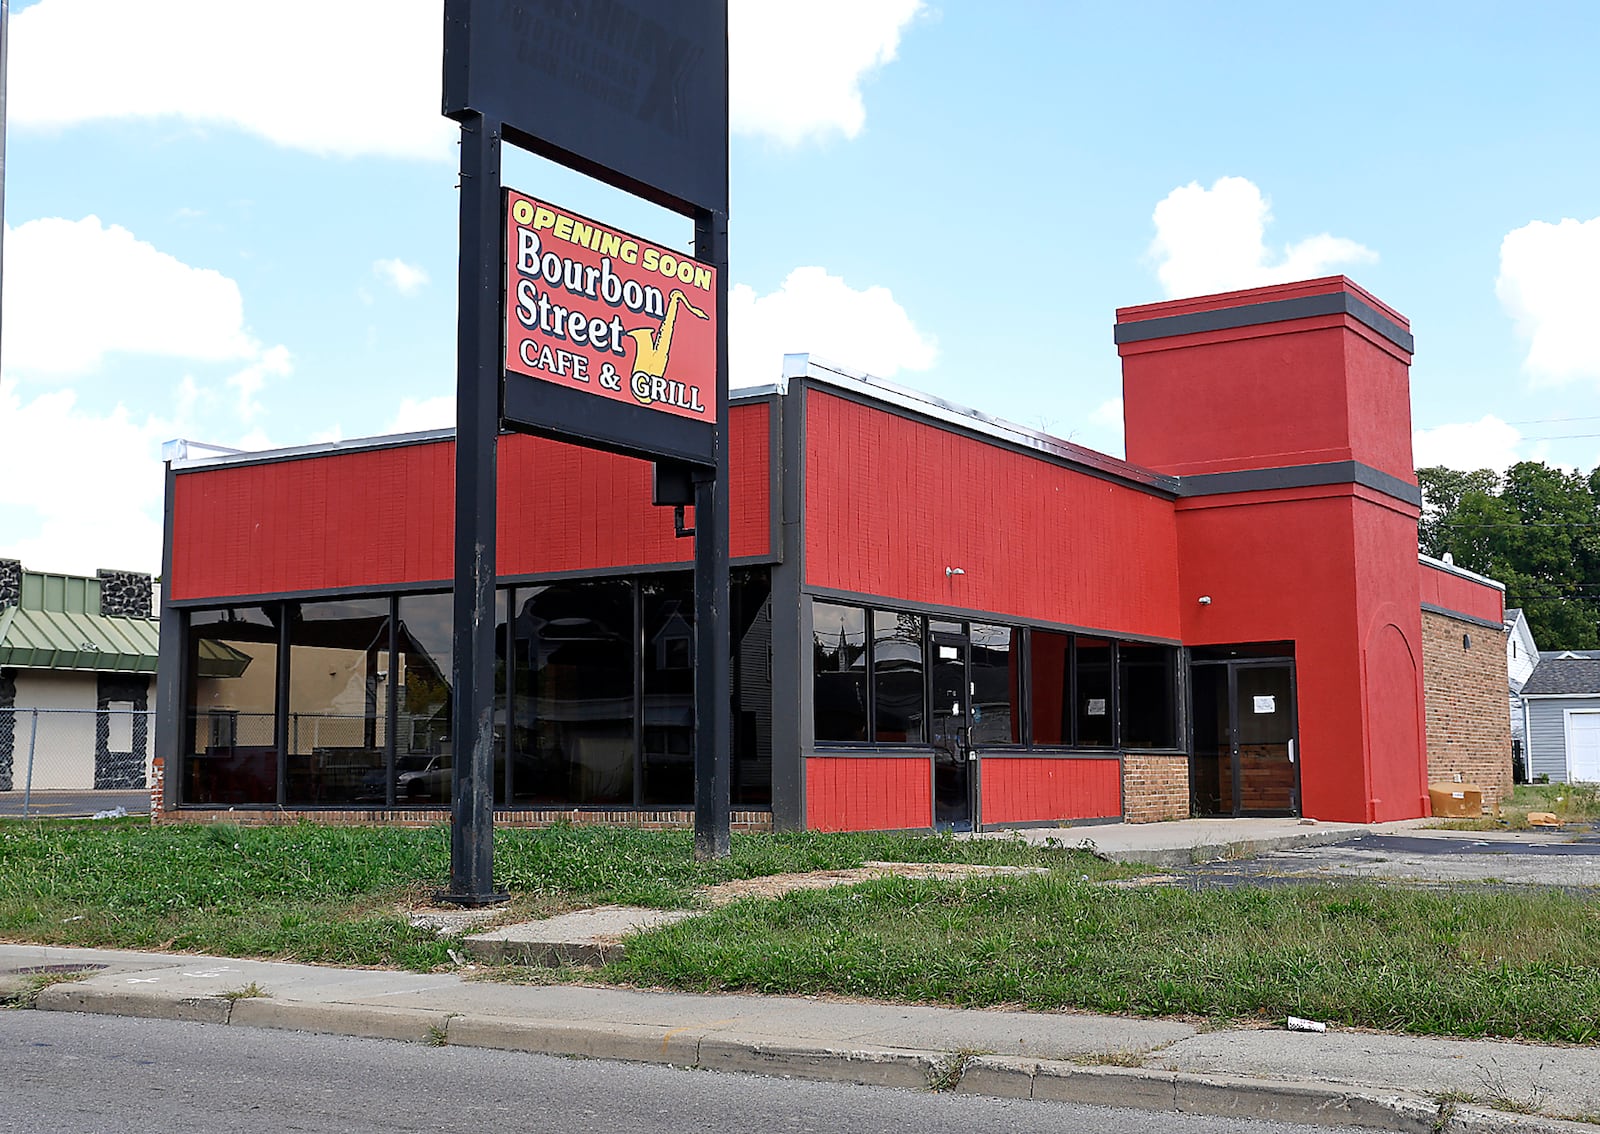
(930, 633, 973, 830)
(1191, 658, 1299, 817)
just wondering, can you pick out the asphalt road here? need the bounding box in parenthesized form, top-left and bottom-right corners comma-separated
(1, 1012, 1397, 1134)
(0, 791, 147, 819)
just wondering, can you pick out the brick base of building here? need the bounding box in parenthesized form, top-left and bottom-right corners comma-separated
(1122, 752, 1190, 822)
(1421, 610, 1514, 812)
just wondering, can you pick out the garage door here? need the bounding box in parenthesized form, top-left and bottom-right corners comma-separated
(1566, 712, 1600, 782)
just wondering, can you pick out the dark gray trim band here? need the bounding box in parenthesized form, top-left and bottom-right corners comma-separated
(975, 749, 1127, 760)
(1115, 290, 1415, 354)
(1178, 460, 1422, 507)
(1420, 603, 1505, 632)
(803, 584, 1183, 646)
(166, 556, 780, 609)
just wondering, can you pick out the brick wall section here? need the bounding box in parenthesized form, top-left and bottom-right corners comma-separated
(1420, 610, 1513, 811)
(1122, 752, 1189, 822)
(152, 799, 772, 832)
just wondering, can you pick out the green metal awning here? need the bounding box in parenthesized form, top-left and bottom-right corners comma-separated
(196, 638, 253, 679)
(0, 604, 161, 673)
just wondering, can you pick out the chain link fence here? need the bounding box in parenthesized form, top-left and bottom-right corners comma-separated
(0, 707, 156, 818)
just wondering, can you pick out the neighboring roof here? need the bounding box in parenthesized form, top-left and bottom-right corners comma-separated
(1522, 654, 1600, 696)
(0, 603, 159, 673)
(1505, 607, 1522, 622)
(0, 567, 162, 674)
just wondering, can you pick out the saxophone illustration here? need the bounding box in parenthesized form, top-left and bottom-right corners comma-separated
(626, 289, 709, 380)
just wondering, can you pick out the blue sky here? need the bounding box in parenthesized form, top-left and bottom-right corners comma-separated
(3, 0, 1599, 576)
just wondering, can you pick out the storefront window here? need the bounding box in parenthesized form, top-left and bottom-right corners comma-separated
(642, 577, 694, 806)
(813, 602, 867, 742)
(284, 599, 390, 806)
(970, 623, 1021, 745)
(1119, 644, 1177, 748)
(731, 570, 774, 806)
(513, 580, 635, 805)
(185, 607, 280, 805)
(1028, 630, 1071, 746)
(1075, 638, 1114, 747)
(872, 610, 925, 743)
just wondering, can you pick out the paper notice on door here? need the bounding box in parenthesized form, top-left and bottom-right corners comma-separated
(1253, 695, 1276, 714)
(938, 646, 958, 660)
(1086, 698, 1107, 716)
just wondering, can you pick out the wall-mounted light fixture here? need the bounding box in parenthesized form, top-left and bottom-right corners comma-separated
(1462, 633, 1472, 650)
(945, 567, 966, 579)
(1197, 595, 1212, 606)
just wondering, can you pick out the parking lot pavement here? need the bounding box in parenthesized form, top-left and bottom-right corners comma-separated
(1169, 826, 1600, 889)
(0, 790, 148, 818)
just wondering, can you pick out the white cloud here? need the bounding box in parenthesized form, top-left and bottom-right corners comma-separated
(374, 258, 430, 296)
(9, 0, 456, 161)
(1496, 216, 1600, 383)
(2, 216, 258, 377)
(1412, 416, 1524, 472)
(0, 386, 167, 575)
(730, 0, 923, 144)
(10, 0, 922, 159)
(730, 267, 936, 386)
(1086, 396, 1125, 455)
(1149, 177, 1378, 299)
(226, 346, 295, 423)
(388, 395, 455, 434)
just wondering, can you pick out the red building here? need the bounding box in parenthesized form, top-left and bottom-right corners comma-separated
(152, 278, 1510, 830)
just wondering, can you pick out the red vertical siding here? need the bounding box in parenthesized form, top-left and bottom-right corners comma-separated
(803, 392, 1181, 640)
(805, 756, 932, 831)
(979, 757, 1121, 825)
(169, 401, 771, 601)
(1418, 561, 1503, 625)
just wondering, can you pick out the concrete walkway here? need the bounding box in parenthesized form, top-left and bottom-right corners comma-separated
(971, 817, 1434, 866)
(5, 943, 1595, 1133)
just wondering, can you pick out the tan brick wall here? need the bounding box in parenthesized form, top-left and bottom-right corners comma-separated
(1122, 752, 1189, 822)
(153, 800, 772, 832)
(1420, 610, 1513, 811)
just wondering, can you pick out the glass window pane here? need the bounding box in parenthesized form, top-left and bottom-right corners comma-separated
(1029, 630, 1071, 746)
(872, 610, 925, 744)
(813, 602, 867, 742)
(392, 593, 457, 806)
(512, 579, 636, 806)
(285, 599, 390, 806)
(1075, 638, 1114, 747)
(642, 575, 694, 807)
(970, 624, 1021, 745)
(185, 606, 280, 805)
(731, 569, 773, 807)
(1119, 644, 1177, 749)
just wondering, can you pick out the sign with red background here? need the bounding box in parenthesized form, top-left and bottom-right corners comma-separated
(503, 189, 718, 424)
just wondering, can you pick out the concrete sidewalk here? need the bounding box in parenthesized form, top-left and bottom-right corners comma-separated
(4, 943, 1594, 1133)
(970, 817, 1433, 867)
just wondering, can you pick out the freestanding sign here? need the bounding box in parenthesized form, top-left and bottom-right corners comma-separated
(439, 0, 730, 904)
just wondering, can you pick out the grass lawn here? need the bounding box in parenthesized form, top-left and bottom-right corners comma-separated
(608, 874, 1600, 1044)
(5, 818, 1599, 1043)
(1431, 781, 1600, 831)
(0, 818, 1118, 970)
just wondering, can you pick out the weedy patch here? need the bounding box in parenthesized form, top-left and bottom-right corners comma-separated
(927, 1048, 988, 1092)
(1074, 1048, 1148, 1068)
(1, 969, 93, 1009)
(219, 981, 268, 1001)
(425, 1014, 459, 1047)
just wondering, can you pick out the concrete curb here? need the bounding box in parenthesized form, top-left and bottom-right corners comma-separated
(1085, 828, 1385, 868)
(30, 985, 1597, 1133)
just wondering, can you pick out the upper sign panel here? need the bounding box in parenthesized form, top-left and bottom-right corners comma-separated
(443, 0, 728, 214)
(504, 189, 718, 425)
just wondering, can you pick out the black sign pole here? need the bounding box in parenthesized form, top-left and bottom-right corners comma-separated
(440, 111, 508, 906)
(694, 207, 731, 860)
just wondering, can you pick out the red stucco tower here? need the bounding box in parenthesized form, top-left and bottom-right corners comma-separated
(1118, 277, 1429, 822)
